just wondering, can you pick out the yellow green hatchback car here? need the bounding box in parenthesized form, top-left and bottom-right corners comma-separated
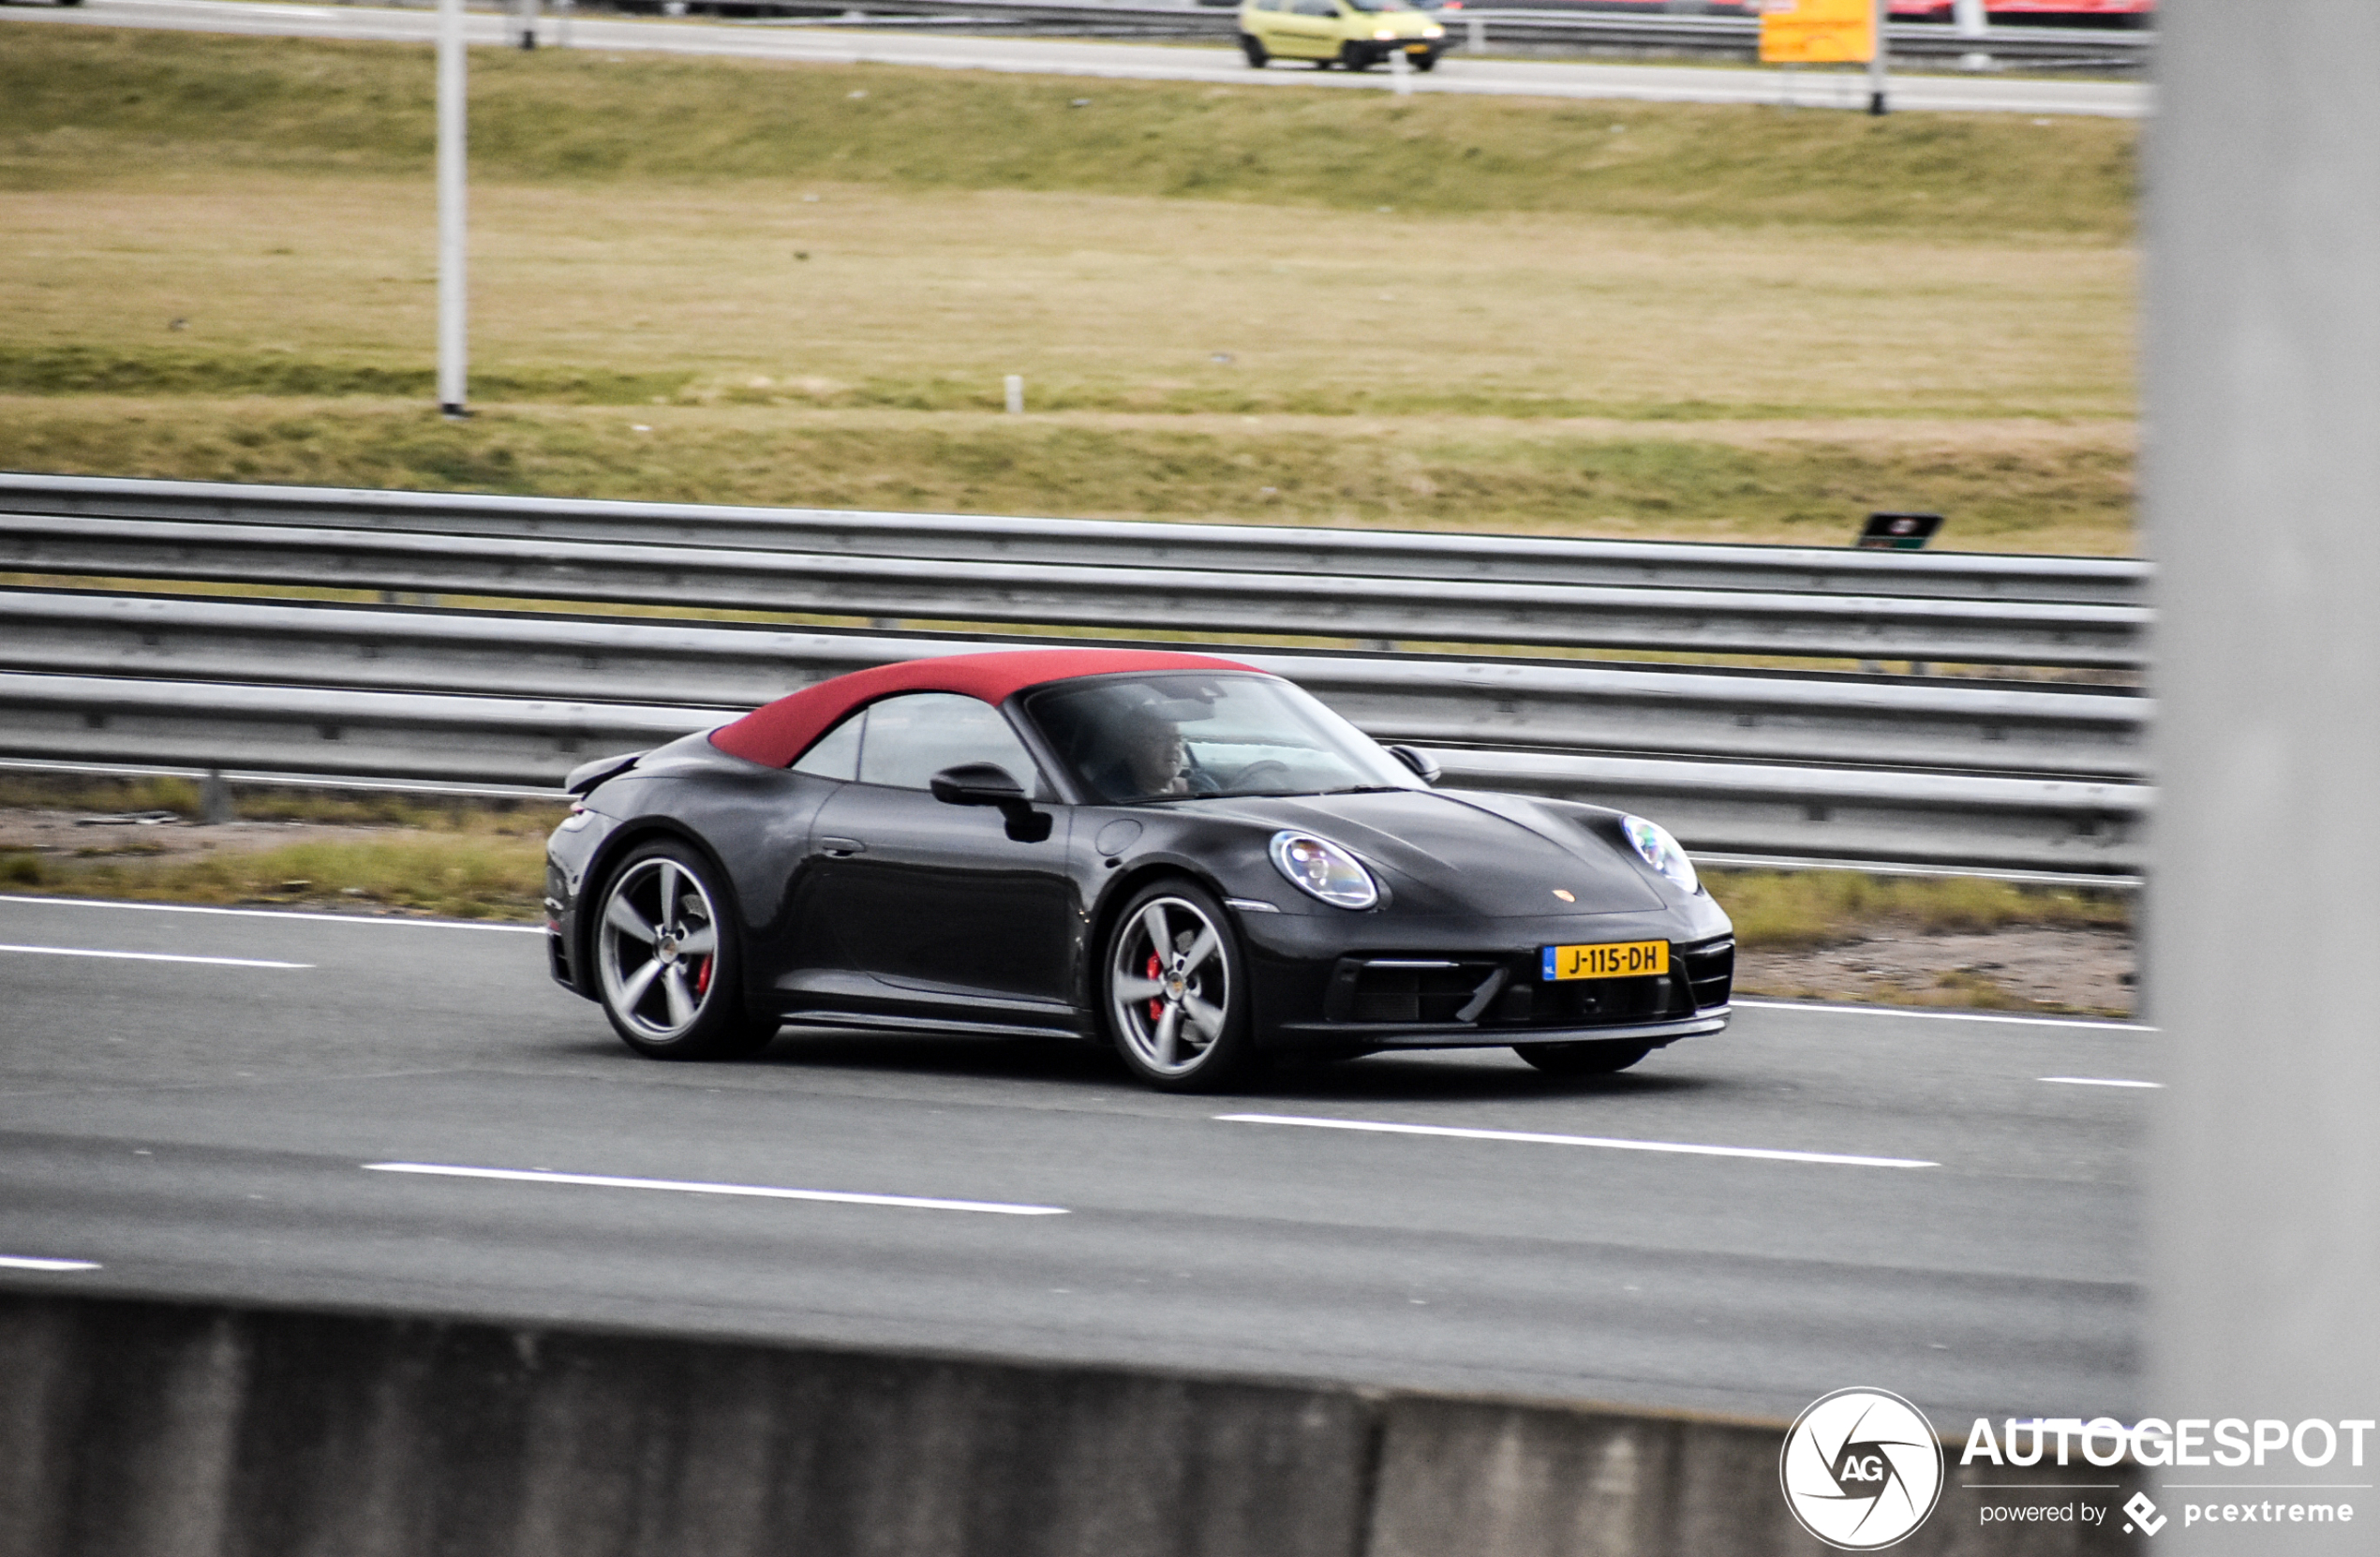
(1237, 0, 1450, 71)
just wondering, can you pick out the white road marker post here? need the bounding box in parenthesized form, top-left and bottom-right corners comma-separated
(1004, 374, 1024, 414)
(1953, 0, 1987, 71)
(1390, 43, 1412, 94)
(1466, 8, 1482, 54)
(1866, 0, 1888, 114)
(437, 0, 469, 420)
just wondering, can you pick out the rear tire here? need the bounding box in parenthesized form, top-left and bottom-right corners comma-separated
(593, 841, 777, 1060)
(1340, 42, 1372, 70)
(1514, 1040, 1652, 1076)
(1239, 32, 1269, 66)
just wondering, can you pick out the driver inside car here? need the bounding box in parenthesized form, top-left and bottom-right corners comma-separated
(1099, 705, 1215, 799)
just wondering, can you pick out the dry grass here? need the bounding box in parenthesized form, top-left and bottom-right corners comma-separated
(0, 28, 2139, 550)
(0, 397, 2135, 549)
(1, 177, 2135, 423)
(0, 832, 548, 919)
(0, 29, 2135, 238)
(1706, 867, 2131, 952)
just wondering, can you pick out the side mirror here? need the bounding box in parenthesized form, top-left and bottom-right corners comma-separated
(930, 763, 1026, 807)
(931, 764, 1052, 843)
(1386, 745, 1441, 785)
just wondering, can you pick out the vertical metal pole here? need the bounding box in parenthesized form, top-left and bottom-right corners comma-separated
(437, 0, 469, 419)
(1465, 8, 1482, 54)
(1866, 0, 1888, 114)
(1952, 0, 1987, 71)
(2149, 2, 2380, 1541)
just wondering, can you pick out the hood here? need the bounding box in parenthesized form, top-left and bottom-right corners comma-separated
(1186, 789, 1665, 917)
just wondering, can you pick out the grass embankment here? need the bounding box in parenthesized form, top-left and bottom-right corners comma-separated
(0, 777, 560, 919)
(0, 28, 2137, 546)
(1704, 867, 2128, 948)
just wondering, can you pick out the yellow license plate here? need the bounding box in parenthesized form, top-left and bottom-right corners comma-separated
(1541, 940, 1669, 981)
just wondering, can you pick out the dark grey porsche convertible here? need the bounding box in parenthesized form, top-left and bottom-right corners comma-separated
(543, 647, 1732, 1090)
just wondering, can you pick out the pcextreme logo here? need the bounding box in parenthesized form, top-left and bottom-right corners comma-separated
(1779, 1388, 1948, 1550)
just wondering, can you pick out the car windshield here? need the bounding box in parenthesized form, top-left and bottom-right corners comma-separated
(1025, 673, 1423, 804)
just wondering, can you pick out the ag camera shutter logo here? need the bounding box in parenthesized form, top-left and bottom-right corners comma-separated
(1779, 1387, 1946, 1550)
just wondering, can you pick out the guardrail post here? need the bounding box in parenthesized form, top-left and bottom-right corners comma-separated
(1866, 0, 1889, 114)
(201, 769, 233, 826)
(436, 0, 469, 419)
(1465, 9, 1482, 52)
(1004, 375, 1025, 414)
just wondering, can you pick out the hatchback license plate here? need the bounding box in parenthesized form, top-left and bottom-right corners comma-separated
(1542, 940, 1668, 981)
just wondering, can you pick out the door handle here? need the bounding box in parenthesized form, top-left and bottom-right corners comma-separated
(819, 837, 867, 858)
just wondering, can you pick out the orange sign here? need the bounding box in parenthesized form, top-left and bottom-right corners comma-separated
(1758, 0, 1875, 64)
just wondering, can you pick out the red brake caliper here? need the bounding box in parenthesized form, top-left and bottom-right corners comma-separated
(1146, 952, 1165, 1022)
(695, 956, 713, 996)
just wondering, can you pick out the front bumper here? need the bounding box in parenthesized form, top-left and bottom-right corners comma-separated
(1239, 904, 1733, 1054)
(1345, 37, 1445, 63)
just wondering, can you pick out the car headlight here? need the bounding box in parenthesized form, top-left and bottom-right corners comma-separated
(1269, 831, 1380, 910)
(1374, 26, 1397, 37)
(1621, 815, 1700, 895)
(1421, 22, 1444, 35)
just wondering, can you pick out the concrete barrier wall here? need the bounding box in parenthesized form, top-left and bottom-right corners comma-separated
(0, 1292, 2136, 1557)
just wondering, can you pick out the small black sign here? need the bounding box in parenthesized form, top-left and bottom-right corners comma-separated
(1857, 512, 1943, 550)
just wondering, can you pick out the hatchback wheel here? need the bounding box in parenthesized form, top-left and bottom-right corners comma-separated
(1240, 32, 1269, 66)
(1106, 882, 1256, 1091)
(594, 842, 777, 1060)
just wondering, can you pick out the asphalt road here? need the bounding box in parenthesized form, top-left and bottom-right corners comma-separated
(8, 0, 2151, 118)
(0, 892, 2155, 1423)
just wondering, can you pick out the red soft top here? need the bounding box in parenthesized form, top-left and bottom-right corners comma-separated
(707, 647, 1263, 769)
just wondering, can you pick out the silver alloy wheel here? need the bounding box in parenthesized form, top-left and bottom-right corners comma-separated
(1110, 895, 1230, 1078)
(596, 855, 721, 1045)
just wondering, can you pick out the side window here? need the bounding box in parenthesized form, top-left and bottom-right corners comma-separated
(855, 692, 1044, 793)
(1297, 1, 1337, 17)
(789, 709, 862, 779)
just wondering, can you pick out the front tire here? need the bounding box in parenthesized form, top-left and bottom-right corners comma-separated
(1105, 881, 1256, 1091)
(1339, 42, 1373, 70)
(1411, 51, 1436, 72)
(1514, 1040, 1651, 1076)
(594, 841, 777, 1060)
(1239, 32, 1269, 66)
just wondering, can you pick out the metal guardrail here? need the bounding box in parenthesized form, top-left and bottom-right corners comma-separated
(0, 670, 2145, 874)
(0, 515, 2147, 668)
(0, 589, 2150, 874)
(0, 588, 2148, 778)
(0, 474, 2149, 605)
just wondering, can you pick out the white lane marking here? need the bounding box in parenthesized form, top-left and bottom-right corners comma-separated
(364, 1162, 1069, 1216)
(0, 896, 543, 933)
(1217, 1113, 1936, 1169)
(1733, 997, 2153, 1033)
(0, 1255, 101, 1272)
(0, 942, 311, 970)
(2041, 1076, 2164, 1089)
